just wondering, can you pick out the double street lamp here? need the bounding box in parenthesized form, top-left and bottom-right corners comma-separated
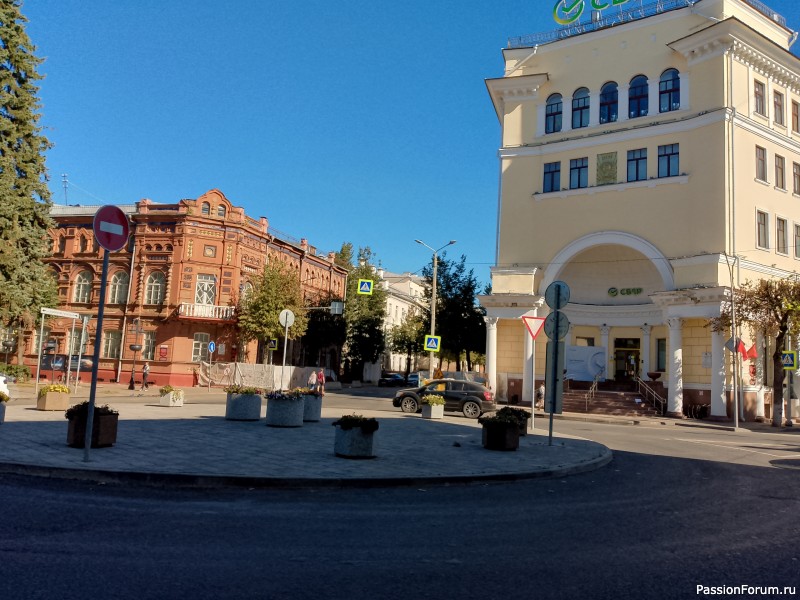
(415, 239, 456, 380)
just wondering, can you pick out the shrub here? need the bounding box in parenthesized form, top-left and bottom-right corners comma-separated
(65, 401, 118, 420)
(478, 411, 520, 426)
(0, 364, 30, 382)
(0, 391, 9, 403)
(421, 393, 445, 406)
(159, 385, 179, 395)
(38, 384, 70, 399)
(497, 406, 531, 425)
(332, 414, 379, 434)
(224, 384, 262, 395)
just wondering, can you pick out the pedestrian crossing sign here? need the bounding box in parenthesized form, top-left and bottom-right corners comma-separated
(267, 338, 278, 350)
(424, 335, 441, 352)
(781, 351, 797, 370)
(357, 279, 374, 295)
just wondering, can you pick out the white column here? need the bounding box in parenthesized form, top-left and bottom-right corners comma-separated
(640, 324, 652, 377)
(618, 83, 630, 122)
(484, 316, 498, 394)
(755, 331, 766, 421)
(523, 323, 534, 404)
(710, 329, 727, 418)
(667, 317, 684, 417)
(600, 325, 610, 380)
(589, 90, 600, 127)
(648, 77, 660, 116)
(536, 103, 546, 138)
(679, 72, 689, 111)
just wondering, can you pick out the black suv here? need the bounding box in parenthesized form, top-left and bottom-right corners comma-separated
(393, 379, 495, 419)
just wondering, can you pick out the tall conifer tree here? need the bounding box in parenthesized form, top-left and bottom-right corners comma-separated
(0, 1, 57, 358)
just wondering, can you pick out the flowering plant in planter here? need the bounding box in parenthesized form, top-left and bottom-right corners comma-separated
(478, 410, 520, 426)
(332, 414, 379, 434)
(65, 401, 119, 419)
(224, 384, 262, 395)
(294, 386, 320, 397)
(266, 390, 303, 402)
(496, 406, 530, 425)
(159, 384, 179, 395)
(38, 383, 70, 399)
(0, 391, 9, 403)
(421, 393, 445, 406)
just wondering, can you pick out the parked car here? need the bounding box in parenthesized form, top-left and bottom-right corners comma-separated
(378, 373, 408, 387)
(406, 373, 419, 387)
(393, 379, 495, 418)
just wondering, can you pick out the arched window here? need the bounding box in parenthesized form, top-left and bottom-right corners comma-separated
(571, 87, 590, 129)
(545, 94, 563, 134)
(145, 271, 166, 305)
(201, 202, 210, 216)
(217, 205, 226, 218)
(79, 235, 88, 253)
(74, 271, 92, 303)
(629, 75, 649, 119)
(108, 271, 130, 304)
(599, 82, 618, 124)
(659, 68, 680, 113)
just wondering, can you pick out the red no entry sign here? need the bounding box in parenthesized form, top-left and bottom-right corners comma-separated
(93, 205, 130, 252)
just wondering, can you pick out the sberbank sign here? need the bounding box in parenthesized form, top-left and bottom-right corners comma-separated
(608, 287, 643, 297)
(554, 0, 632, 26)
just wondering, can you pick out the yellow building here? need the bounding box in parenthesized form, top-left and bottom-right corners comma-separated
(480, 0, 800, 420)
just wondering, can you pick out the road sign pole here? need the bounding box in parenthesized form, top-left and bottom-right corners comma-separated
(208, 350, 213, 392)
(280, 321, 289, 391)
(84, 249, 110, 462)
(548, 304, 560, 446)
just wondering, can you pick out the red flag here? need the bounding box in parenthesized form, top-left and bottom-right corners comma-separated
(746, 344, 758, 359)
(737, 339, 747, 360)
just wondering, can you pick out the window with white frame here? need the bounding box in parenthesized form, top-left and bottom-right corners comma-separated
(599, 82, 618, 124)
(33, 327, 51, 355)
(659, 69, 680, 113)
(754, 80, 766, 116)
(145, 272, 166, 305)
(108, 271, 129, 304)
(776, 155, 786, 189)
(793, 101, 799, 134)
(774, 91, 785, 125)
(569, 157, 588, 189)
(757, 210, 769, 249)
(777, 217, 788, 254)
(627, 148, 647, 182)
(102, 330, 122, 359)
(628, 75, 649, 119)
(195, 274, 216, 305)
(545, 94, 562, 134)
(756, 146, 767, 181)
(73, 271, 92, 303)
(192, 332, 210, 362)
(142, 331, 156, 361)
(795, 223, 800, 259)
(572, 87, 590, 129)
(543, 161, 561, 193)
(794, 162, 800, 195)
(657, 144, 679, 178)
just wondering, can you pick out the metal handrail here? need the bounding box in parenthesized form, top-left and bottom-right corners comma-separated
(635, 376, 667, 415)
(584, 371, 603, 412)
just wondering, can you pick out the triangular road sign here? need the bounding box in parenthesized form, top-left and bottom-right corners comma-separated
(522, 316, 546, 340)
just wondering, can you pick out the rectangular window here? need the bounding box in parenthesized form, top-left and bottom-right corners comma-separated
(756, 146, 767, 181)
(142, 331, 156, 361)
(575, 336, 595, 347)
(656, 339, 666, 372)
(794, 162, 800, 195)
(775, 155, 786, 189)
(795, 224, 800, 259)
(569, 157, 589, 189)
(754, 80, 766, 115)
(774, 91, 784, 125)
(543, 162, 561, 193)
(757, 210, 769, 249)
(793, 101, 799, 133)
(627, 148, 647, 182)
(657, 144, 679, 178)
(102, 331, 122, 359)
(777, 217, 788, 254)
(192, 332, 210, 363)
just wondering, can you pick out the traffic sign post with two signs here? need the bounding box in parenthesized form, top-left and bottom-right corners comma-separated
(543, 280, 571, 446)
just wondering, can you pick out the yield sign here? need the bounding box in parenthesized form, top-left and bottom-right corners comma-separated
(522, 316, 546, 340)
(93, 205, 130, 252)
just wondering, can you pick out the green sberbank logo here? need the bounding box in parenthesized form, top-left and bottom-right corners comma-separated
(554, 0, 632, 26)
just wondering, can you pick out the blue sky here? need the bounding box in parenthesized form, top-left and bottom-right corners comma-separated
(23, 0, 800, 286)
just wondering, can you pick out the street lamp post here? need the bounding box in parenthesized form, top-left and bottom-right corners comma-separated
(2, 339, 13, 368)
(415, 239, 456, 380)
(128, 318, 144, 393)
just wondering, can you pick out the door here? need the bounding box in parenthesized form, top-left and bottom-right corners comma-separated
(614, 338, 641, 380)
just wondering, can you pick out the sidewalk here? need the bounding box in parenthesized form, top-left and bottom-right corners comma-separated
(0, 383, 612, 488)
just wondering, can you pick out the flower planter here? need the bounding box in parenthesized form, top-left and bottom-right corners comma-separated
(159, 390, 184, 407)
(422, 404, 444, 419)
(481, 421, 520, 451)
(302, 394, 322, 422)
(37, 391, 70, 411)
(265, 396, 304, 427)
(225, 393, 262, 421)
(333, 426, 376, 459)
(67, 413, 119, 448)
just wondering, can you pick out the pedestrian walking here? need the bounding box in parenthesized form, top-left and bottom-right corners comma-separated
(317, 369, 325, 396)
(536, 382, 545, 409)
(141, 362, 150, 391)
(307, 369, 318, 392)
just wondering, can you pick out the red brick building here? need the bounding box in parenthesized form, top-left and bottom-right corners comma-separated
(27, 189, 346, 387)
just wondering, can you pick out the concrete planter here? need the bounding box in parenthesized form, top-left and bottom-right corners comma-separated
(37, 391, 70, 411)
(225, 393, 262, 421)
(302, 394, 322, 422)
(422, 404, 444, 419)
(481, 422, 520, 451)
(265, 396, 304, 427)
(333, 426, 376, 459)
(159, 390, 184, 407)
(67, 413, 119, 448)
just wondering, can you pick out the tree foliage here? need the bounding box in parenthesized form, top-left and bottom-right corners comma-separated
(714, 278, 800, 427)
(388, 311, 425, 378)
(301, 290, 346, 367)
(0, 1, 58, 352)
(236, 258, 308, 350)
(337, 246, 387, 377)
(421, 253, 486, 371)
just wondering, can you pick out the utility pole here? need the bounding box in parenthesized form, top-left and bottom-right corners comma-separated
(62, 173, 68, 205)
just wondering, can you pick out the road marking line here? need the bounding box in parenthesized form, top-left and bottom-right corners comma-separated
(675, 438, 788, 458)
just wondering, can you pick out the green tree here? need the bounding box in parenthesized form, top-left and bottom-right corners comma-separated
(388, 311, 424, 378)
(714, 278, 800, 427)
(236, 258, 308, 360)
(422, 253, 486, 371)
(337, 246, 387, 379)
(301, 291, 346, 367)
(0, 1, 57, 359)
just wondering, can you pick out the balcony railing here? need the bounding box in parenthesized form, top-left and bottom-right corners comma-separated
(178, 303, 235, 320)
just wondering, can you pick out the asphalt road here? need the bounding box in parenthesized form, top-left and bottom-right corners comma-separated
(1, 389, 798, 600)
